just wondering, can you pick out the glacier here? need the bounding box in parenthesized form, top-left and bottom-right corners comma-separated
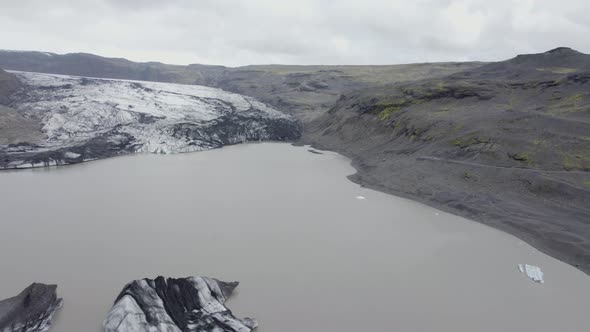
(0, 71, 301, 169)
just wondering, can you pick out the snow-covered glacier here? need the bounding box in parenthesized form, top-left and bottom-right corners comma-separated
(0, 71, 301, 168)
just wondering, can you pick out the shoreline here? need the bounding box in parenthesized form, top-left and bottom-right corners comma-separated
(298, 137, 590, 275)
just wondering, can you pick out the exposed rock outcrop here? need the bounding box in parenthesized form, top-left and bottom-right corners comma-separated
(0, 283, 63, 332)
(103, 276, 256, 332)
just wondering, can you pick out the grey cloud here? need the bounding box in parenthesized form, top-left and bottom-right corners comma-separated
(0, 0, 589, 66)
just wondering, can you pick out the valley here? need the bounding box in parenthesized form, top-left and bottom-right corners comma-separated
(0, 48, 588, 275)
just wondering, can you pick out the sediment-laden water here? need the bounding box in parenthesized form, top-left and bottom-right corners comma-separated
(0, 143, 588, 332)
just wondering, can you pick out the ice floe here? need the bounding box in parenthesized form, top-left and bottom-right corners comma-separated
(518, 264, 544, 283)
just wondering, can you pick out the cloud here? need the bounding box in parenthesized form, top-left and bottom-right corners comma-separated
(0, 0, 588, 66)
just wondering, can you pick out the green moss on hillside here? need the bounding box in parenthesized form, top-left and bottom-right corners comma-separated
(536, 67, 577, 74)
(563, 154, 590, 171)
(451, 133, 490, 148)
(508, 152, 532, 164)
(377, 106, 400, 120)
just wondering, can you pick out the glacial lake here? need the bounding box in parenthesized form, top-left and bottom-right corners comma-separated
(0, 142, 588, 332)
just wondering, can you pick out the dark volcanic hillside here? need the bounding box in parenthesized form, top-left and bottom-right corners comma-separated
(0, 68, 21, 104)
(304, 48, 590, 273)
(0, 51, 200, 82)
(0, 68, 44, 145)
(473, 47, 590, 79)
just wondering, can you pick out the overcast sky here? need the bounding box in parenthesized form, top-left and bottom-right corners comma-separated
(0, 0, 589, 67)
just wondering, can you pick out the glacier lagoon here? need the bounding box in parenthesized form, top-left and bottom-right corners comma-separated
(0, 142, 588, 332)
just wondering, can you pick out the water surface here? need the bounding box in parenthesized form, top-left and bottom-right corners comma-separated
(0, 143, 588, 331)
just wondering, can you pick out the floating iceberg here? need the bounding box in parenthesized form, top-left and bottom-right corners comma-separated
(518, 264, 544, 283)
(0, 283, 63, 332)
(103, 276, 256, 332)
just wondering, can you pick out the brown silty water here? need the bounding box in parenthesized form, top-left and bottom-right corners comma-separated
(0, 143, 588, 332)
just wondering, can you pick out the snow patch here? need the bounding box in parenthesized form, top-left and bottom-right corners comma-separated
(64, 152, 81, 159)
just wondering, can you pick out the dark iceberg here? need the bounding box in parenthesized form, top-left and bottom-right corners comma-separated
(0, 283, 63, 332)
(103, 276, 257, 332)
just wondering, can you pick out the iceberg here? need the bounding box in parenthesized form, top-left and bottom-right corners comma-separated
(103, 276, 257, 332)
(518, 264, 544, 283)
(0, 283, 63, 332)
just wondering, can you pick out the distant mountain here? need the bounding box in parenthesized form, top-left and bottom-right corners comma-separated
(510, 47, 590, 70)
(450, 47, 590, 80)
(0, 50, 201, 83)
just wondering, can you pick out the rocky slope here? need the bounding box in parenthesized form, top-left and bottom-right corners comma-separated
(0, 71, 300, 169)
(0, 68, 21, 104)
(104, 276, 256, 332)
(0, 69, 45, 145)
(0, 105, 45, 145)
(303, 47, 590, 273)
(0, 283, 62, 332)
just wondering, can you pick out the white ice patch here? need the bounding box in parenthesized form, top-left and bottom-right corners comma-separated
(64, 152, 81, 159)
(356, 196, 366, 200)
(518, 264, 544, 283)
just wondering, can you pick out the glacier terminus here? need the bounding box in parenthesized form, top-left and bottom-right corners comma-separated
(0, 71, 301, 169)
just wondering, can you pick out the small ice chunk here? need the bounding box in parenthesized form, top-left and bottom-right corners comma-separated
(64, 151, 81, 159)
(518, 264, 544, 283)
(356, 196, 366, 200)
